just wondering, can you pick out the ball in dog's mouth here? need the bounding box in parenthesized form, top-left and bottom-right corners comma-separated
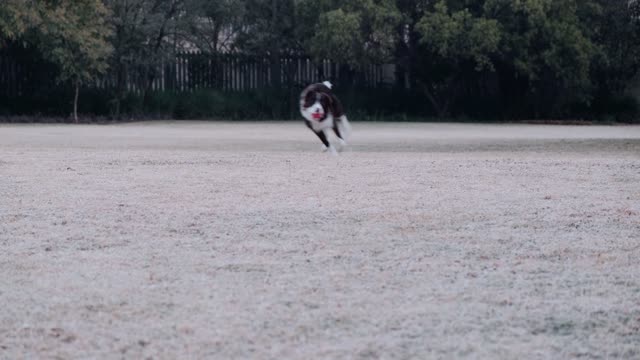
(311, 110, 324, 120)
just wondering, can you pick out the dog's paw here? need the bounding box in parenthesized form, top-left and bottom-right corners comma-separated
(335, 138, 348, 152)
(321, 144, 328, 152)
(328, 145, 338, 156)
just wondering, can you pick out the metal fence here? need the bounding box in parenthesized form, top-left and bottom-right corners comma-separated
(0, 51, 392, 97)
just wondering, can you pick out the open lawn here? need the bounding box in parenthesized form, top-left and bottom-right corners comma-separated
(1, 122, 639, 359)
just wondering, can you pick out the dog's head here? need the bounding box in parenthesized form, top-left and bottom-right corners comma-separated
(300, 82, 334, 122)
(301, 92, 331, 121)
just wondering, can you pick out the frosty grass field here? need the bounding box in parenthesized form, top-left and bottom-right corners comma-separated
(1, 121, 639, 359)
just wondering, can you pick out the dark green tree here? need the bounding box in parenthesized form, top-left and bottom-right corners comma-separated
(184, 0, 244, 54)
(105, 0, 187, 117)
(36, 0, 112, 122)
(484, 0, 597, 117)
(590, 0, 640, 98)
(1, 0, 112, 122)
(303, 0, 402, 69)
(0, 0, 41, 42)
(235, 0, 298, 88)
(415, 1, 500, 117)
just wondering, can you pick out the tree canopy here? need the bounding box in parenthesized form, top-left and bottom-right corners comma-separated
(302, 0, 402, 67)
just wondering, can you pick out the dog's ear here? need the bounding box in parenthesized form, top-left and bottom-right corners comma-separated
(319, 93, 333, 112)
(303, 91, 316, 108)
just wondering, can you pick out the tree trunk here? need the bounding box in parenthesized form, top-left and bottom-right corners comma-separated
(114, 61, 126, 120)
(143, 68, 157, 109)
(420, 78, 456, 118)
(420, 82, 445, 118)
(73, 80, 80, 124)
(269, 0, 281, 89)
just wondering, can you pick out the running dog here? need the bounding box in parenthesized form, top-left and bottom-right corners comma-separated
(300, 81, 351, 154)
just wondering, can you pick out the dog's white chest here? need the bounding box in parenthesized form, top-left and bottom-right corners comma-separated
(309, 114, 334, 131)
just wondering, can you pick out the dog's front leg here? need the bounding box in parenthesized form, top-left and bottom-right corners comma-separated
(312, 129, 329, 148)
(321, 129, 338, 155)
(314, 130, 337, 155)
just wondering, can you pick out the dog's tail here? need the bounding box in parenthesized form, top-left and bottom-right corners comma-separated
(322, 81, 333, 89)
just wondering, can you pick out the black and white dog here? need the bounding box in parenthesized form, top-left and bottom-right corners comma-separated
(300, 81, 351, 155)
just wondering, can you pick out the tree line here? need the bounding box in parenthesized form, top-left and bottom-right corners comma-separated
(1, 0, 639, 122)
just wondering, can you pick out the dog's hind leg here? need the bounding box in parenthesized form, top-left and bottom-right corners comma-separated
(333, 124, 344, 141)
(334, 115, 351, 150)
(332, 125, 347, 151)
(336, 115, 351, 143)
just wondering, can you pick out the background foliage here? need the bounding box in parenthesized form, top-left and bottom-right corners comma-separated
(0, 0, 639, 122)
